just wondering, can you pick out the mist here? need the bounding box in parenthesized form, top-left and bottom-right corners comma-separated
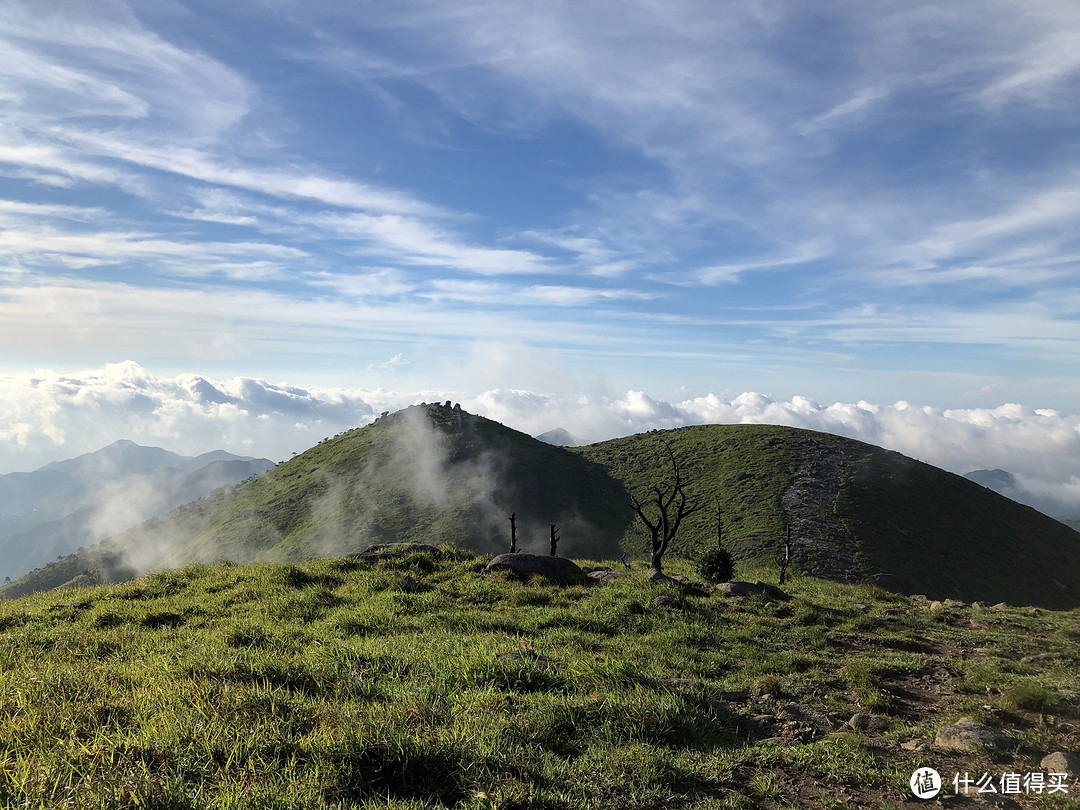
(4, 363, 1080, 519)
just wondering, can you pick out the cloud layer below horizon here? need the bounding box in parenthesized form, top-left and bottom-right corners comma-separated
(3, 363, 1078, 515)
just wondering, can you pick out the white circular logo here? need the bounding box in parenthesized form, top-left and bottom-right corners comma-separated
(910, 767, 942, 799)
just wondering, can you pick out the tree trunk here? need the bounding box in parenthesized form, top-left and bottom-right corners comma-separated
(649, 551, 664, 572)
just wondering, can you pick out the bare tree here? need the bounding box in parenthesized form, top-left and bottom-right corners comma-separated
(509, 512, 518, 553)
(549, 524, 560, 556)
(630, 441, 706, 575)
(778, 525, 793, 586)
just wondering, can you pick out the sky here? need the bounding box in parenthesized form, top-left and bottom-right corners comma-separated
(1, 1, 1080, 501)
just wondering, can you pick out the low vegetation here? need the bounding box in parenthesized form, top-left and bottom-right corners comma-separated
(1, 550, 1078, 809)
(4, 405, 1080, 610)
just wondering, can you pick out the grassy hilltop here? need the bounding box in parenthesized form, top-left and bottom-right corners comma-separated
(1, 551, 1078, 808)
(4, 403, 1080, 609)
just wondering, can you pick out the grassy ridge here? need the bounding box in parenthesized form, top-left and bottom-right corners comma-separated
(1, 552, 1078, 808)
(573, 424, 801, 561)
(4, 407, 1080, 609)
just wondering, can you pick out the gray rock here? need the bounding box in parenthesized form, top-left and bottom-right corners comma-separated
(1040, 751, 1080, 777)
(350, 542, 442, 562)
(928, 600, 945, 612)
(934, 717, 1011, 751)
(715, 580, 759, 596)
(653, 595, 678, 608)
(992, 602, 1009, 610)
(849, 713, 890, 733)
(587, 569, 631, 581)
(487, 553, 585, 584)
(647, 567, 682, 587)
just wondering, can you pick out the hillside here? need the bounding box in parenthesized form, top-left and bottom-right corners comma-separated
(0, 552, 1077, 808)
(0, 440, 262, 522)
(0, 457, 275, 582)
(4, 404, 1080, 609)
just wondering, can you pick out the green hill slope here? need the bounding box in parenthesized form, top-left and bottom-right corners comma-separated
(1, 553, 1078, 808)
(4, 404, 1079, 608)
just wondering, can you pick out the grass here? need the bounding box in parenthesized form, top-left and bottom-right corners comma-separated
(1, 550, 1079, 809)
(6, 406, 1080, 617)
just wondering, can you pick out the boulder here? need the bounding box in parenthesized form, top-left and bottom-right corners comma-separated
(1040, 751, 1080, 778)
(646, 567, 683, 587)
(848, 713, 890, 733)
(487, 553, 585, 584)
(587, 569, 631, 582)
(349, 542, 442, 562)
(934, 717, 1011, 751)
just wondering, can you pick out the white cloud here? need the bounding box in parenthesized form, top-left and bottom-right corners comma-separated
(4, 363, 1080, 518)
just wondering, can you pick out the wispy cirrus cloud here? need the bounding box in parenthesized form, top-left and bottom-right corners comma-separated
(0, 0, 1079, 419)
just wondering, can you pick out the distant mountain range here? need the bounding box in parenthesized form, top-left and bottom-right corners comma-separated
(4, 404, 1078, 609)
(962, 468, 1080, 529)
(0, 440, 274, 581)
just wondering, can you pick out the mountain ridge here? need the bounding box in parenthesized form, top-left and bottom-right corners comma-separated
(0, 442, 274, 581)
(3, 404, 1078, 608)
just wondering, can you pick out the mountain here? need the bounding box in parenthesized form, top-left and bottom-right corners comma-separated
(4, 403, 1079, 608)
(0, 440, 205, 519)
(963, 468, 1080, 526)
(535, 427, 580, 446)
(0, 442, 273, 581)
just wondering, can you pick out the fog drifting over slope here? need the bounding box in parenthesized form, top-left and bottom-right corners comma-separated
(3, 362, 1079, 514)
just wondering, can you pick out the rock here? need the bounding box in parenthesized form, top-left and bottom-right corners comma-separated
(777, 702, 803, 721)
(934, 717, 1011, 751)
(992, 602, 1009, 610)
(848, 713, 890, 733)
(487, 553, 585, 584)
(350, 542, 442, 561)
(716, 581, 760, 597)
(587, 569, 631, 581)
(910, 594, 928, 601)
(399, 574, 419, 592)
(647, 567, 682, 587)
(1040, 751, 1080, 778)
(757, 581, 790, 600)
(652, 595, 678, 608)
(971, 601, 985, 609)
(763, 601, 779, 609)
(928, 600, 945, 612)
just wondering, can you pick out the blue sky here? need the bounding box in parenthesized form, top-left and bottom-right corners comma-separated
(2, 1, 1080, 476)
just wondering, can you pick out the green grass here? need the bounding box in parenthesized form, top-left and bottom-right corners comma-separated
(1, 552, 1078, 808)
(5, 406, 1080, 614)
